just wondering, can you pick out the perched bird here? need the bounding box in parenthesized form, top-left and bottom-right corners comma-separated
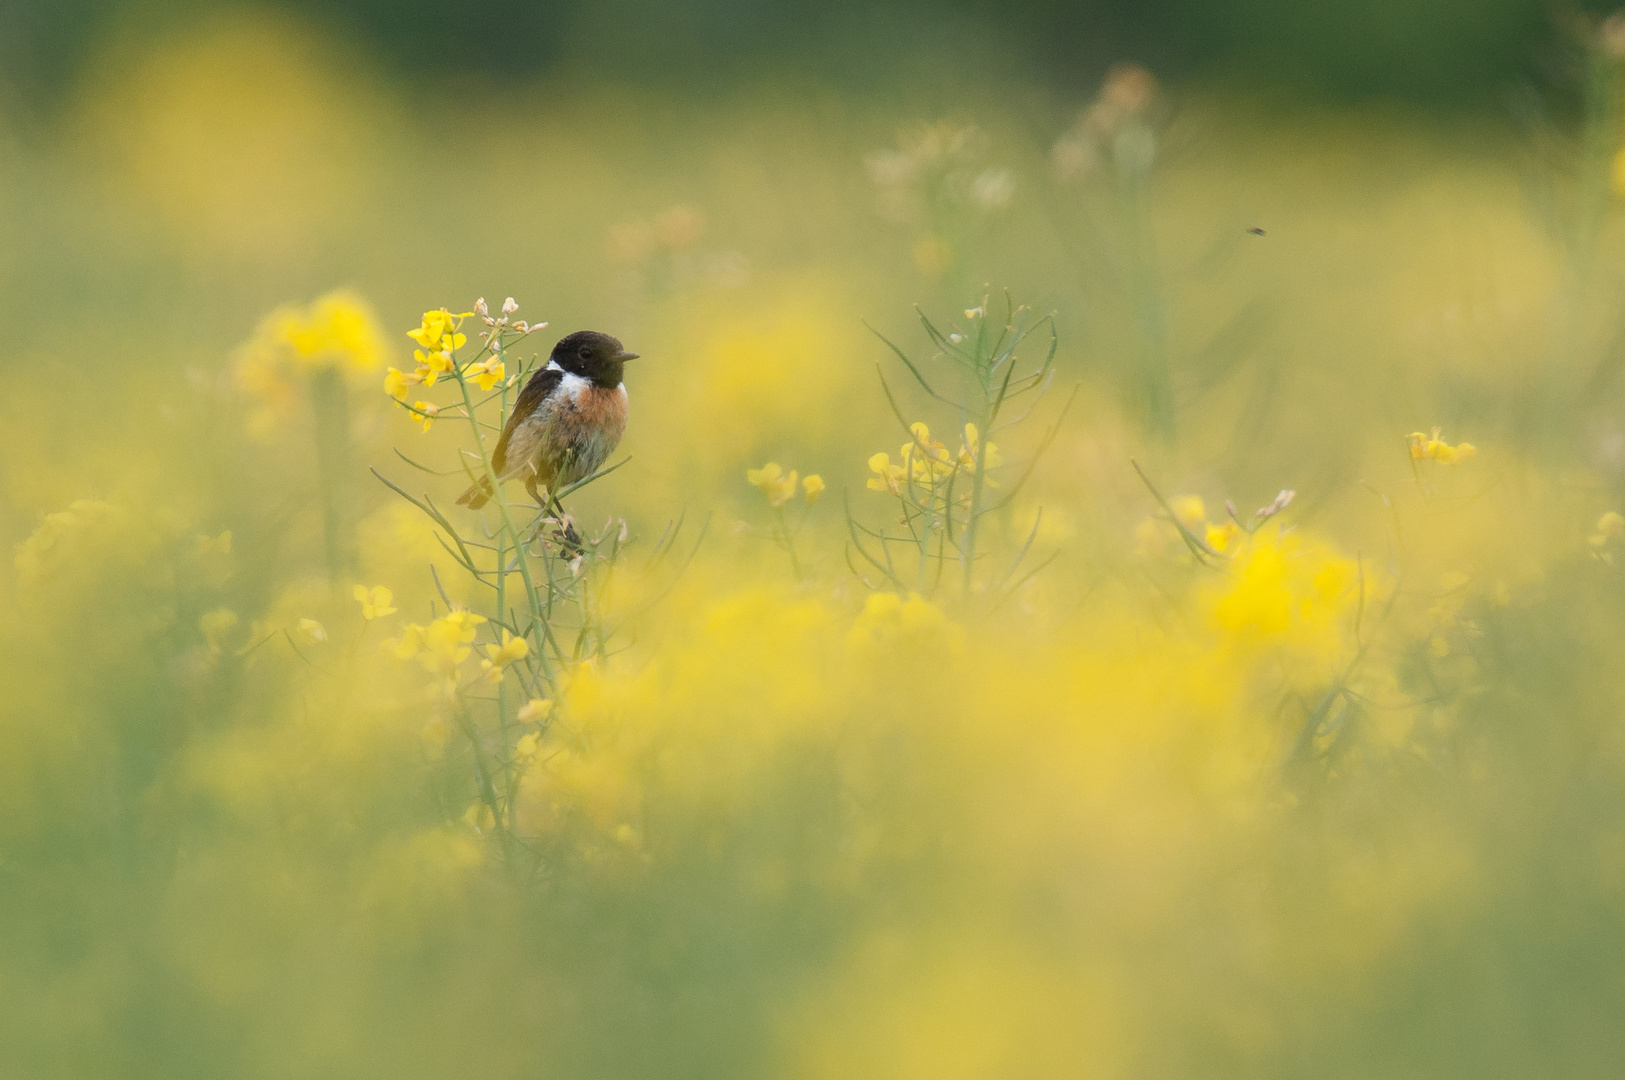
(458, 330, 637, 510)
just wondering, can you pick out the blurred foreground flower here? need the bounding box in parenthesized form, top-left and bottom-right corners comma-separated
(1408, 427, 1477, 465)
(233, 290, 387, 437)
(747, 462, 800, 508)
(747, 462, 824, 578)
(354, 585, 397, 620)
(517, 698, 554, 724)
(1589, 510, 1625, 562)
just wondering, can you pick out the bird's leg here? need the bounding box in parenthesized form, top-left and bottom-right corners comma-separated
(548, 493, 583, 553)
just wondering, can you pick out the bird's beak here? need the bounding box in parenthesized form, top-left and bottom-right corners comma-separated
(615, 350, 640, 362)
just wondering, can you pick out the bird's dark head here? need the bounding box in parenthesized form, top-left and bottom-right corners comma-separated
(551, 330, 638, 388)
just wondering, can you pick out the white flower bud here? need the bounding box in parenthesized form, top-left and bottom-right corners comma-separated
(502, 297, 519, 315)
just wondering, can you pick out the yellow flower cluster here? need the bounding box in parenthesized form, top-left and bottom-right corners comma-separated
(866, 422, 1000, 496)
(1169, 495, 1241, 555)
(387, 609, 489, 684)
(746, 463, 824, 507)
(233, 291, 387, 436)
(384, 308, 484, 403)
(1407, 427, 1476, 465)
(845, 590, 965, 653)
(1204, 526, 1362, 682)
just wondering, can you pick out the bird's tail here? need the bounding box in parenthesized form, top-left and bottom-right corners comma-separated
(457, 478, 493, 509)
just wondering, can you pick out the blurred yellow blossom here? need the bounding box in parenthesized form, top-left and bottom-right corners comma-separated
(394, 610, 489, 681)
(1205, 521, 1241, 553)
(232, 291, 387, 435)
(480, 629, 529, 680)
(900, 422, 955, 485)
(846, 591, 965, 653)
(386, 622, 425, 660)
(802, 474, 826, 504)
(1206, 527, 1360, 679)
(353, 585, 397, 620)
(515, 732, 542, 761)
(517, 698, 554, 724)
(747, 462, 800, 508)
(1408, 427, 1476, 465)
(273, 292, 386, 372)
(867, 452, 906, 494)
(295, 618, 327, 645)
(1589, 511, 1625, 561)
(1170, 496, 1206, 531)
(383, 366, 422, 401)
(956, 422, 1001, 471)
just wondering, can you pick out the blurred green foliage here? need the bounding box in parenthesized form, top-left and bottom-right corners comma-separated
(0, 0, 1609, 106)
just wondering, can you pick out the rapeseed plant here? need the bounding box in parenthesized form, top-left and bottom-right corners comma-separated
(9, 33, 1625, 1078)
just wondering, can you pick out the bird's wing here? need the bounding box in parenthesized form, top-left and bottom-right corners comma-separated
(493, 366, 563, 475)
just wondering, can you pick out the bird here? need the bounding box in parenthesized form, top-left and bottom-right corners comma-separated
(457, 330, 637, 512)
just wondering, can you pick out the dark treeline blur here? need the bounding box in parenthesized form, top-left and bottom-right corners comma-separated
(0, 0, 1617, 109)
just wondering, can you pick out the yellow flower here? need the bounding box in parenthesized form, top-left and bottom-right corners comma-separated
(1169, 496, 1206, 532)
(956, 422, 1002, 471)
(269, 292, 387, 372)
(383, 366, 422, 400)
(517, 698, 554, 724)
(296, 617, 327, 645)
(414, 348, 456, 386)
(515, 732, 541, 761)
(406, 309, 472, 352)
(353, 585, 397, 620)
(1589, 510, 1625, 554)
(463, 357, 505, 392)
(1613, 147, 1625, 198)
(900, 422, 954, 484)
(480, 629, 530, 680)
(386, 622, 425, 660)
(867, 452, 906, 494)
(1205, 521, 1241, 554)
(802, 474, 826, 504)
(409, 401, 439, 432)
(1409, 427, 1475, 465)
(747, 462, 800, 508)
(411, 610, 488, 680)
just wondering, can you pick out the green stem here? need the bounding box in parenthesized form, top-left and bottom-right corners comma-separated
(776, 507, 803, 581)
(454, 344, 556, 690)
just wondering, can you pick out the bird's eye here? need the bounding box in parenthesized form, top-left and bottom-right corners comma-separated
(579, 346, 593, 360)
